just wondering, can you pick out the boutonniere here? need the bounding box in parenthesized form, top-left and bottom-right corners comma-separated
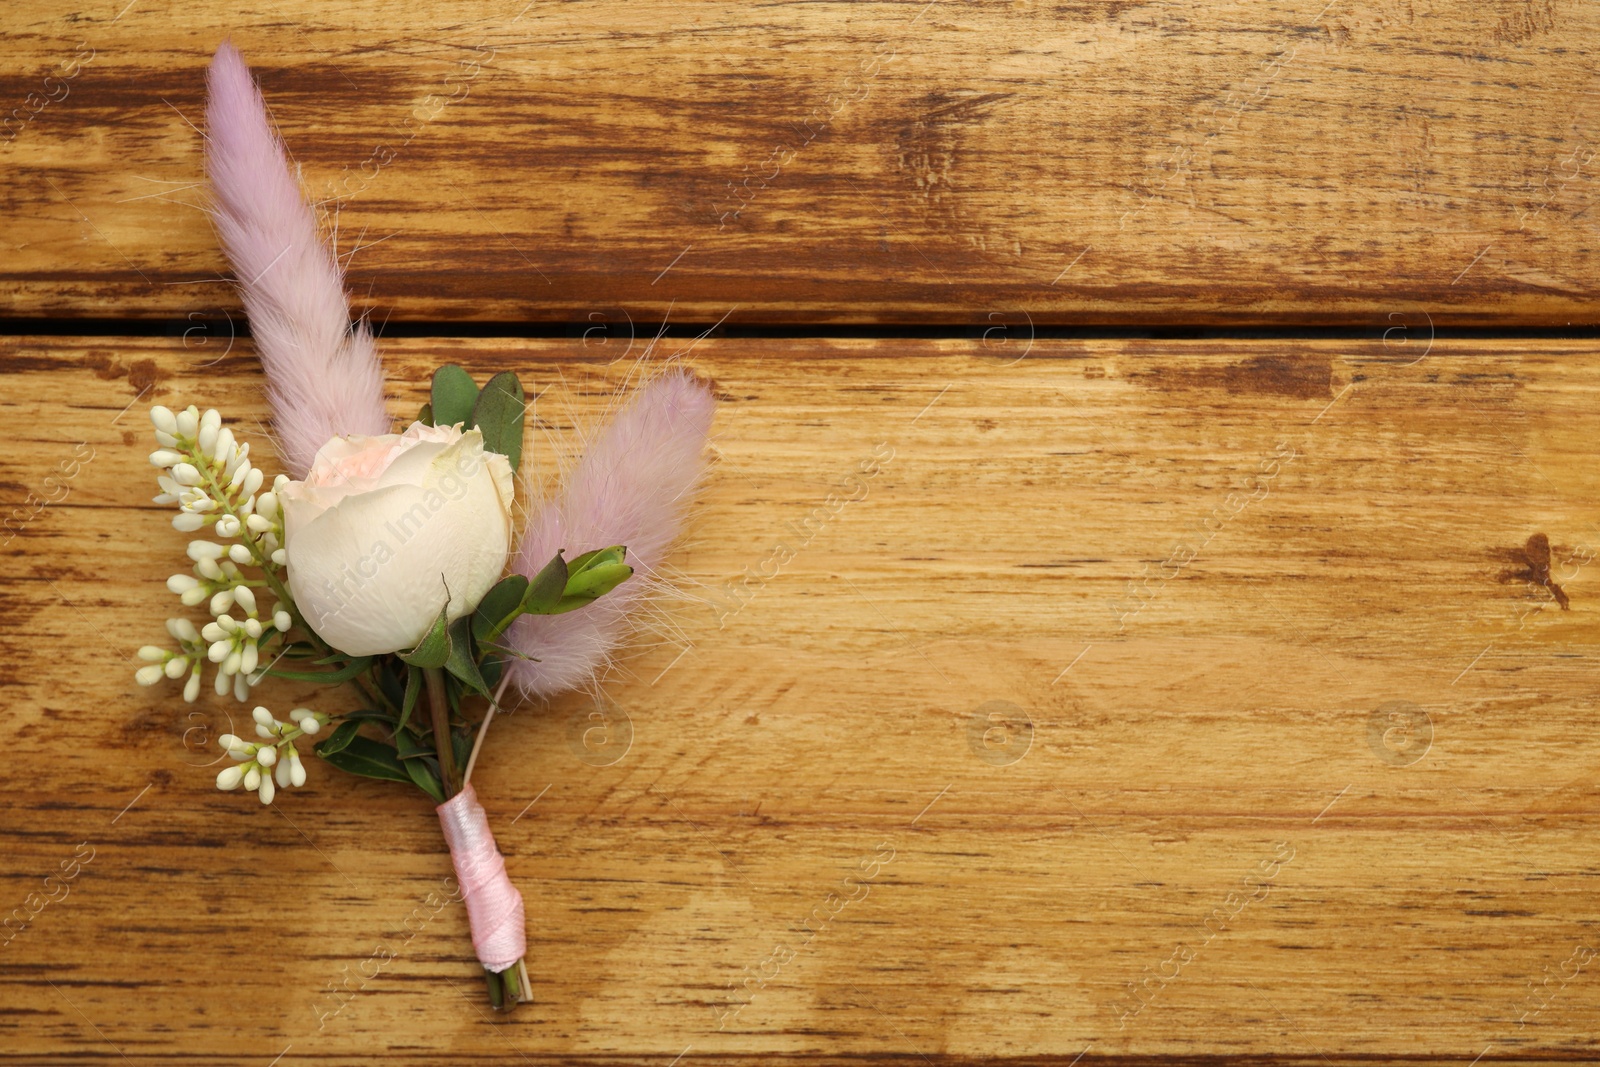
(135, 42, 715, 1007)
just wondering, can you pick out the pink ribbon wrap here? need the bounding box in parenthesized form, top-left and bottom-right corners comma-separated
(436, 783, 525, 973)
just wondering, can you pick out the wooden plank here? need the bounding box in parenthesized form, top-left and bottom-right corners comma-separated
(4, 334, 1600, 1063)
(3, 2, 1598, 325)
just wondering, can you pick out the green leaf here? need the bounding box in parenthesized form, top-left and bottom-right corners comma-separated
(316, 735, 410, 785)
(264, 655, 375, 684)
(394, 728, 431, 760)
(375, 660, 405, 708)
(400, 603, 451, 669)
(480, 654, 503, 691)
(445, 616, 488, 696)
(403, 755, 445, 804)
(471, 371, 525, 472)
(336, 708, 395, 725)
(566, 545, 625, 575)
(563, 561, 633, 602)
(314, 718, 362, 757)
(398, 664, 422, 734)
(473, 575, 528, 644)
(430, 364, 478, 429)
(452, 727, 471, 775)
(520, 551, 569, 616)
(417, 401, 434, 427)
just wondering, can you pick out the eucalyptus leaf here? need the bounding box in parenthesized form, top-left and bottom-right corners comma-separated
(430, 364, 478, 429)
(519, 551, 569, 616)
(473, 574, 528, 644)
(317, 735, 410, 785)
(471, 371, 525, 472)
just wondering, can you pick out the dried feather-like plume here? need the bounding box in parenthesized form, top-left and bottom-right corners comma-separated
(506, 370, 716, 698)
(204, 42, 389, 478)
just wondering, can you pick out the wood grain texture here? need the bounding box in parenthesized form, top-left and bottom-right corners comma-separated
(3, 1, 1599, 325)
(5, 335, 1600, 1063)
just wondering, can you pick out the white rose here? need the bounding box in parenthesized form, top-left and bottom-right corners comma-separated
(280, 422, 514, 656)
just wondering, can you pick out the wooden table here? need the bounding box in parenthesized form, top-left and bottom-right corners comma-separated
(4, 3, 1598, 1064)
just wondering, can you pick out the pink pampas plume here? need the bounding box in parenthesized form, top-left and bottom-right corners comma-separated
(505, 370, 716, 698)
(204, 42, 389, 478)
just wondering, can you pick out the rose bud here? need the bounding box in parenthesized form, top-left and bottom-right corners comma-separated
(279, 422, 514, 655)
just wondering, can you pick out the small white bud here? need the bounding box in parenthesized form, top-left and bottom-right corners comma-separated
(271, 549, 287, 566)
(228, 544, 253, 565)
(172, 462, 203, 487)
(183, 669, 201, 703)
(212, 427, 235, 465)
(196, 558, 223, 582)
(258, 776, 275, 805)
(187, 541, 225, 561)
(273, 610, 293, 632)
(240, 643, 258, 676)
(150, 405, 178, 434)
(166, 617, 200, 642)
(149, 449, 182, 468)
(135, 664, 164, 686)
(172, 513, 206, 533)
(176, 406, 199, 437)
(242, 765, 261, 791)
(198, 409, 221, 453)
(233, 586, 257, 616)
(275, 757, 292, 788)
(207, 640, 230, 663)
(245, 514, 273, 533)
(200, 621, 226, 643)
(257, 492, 279, 520)
(239, 467, 264, 496)
(164, 656, 187, 679)
(216, 765, 244, 790)
(181, 586, 209, 607)
(288, 751, 307, 787)
(137, 645, 166, 662)
(256, 745, 277, 767)
(209, 589, 234, 615)
(244, 618, 263, 639)
(288, 708, 312, 721)
(217, 733, 240, 751)
(214, 515, 241, 539)
(252, 706, 274, 726)
(298, 716, 322, 736)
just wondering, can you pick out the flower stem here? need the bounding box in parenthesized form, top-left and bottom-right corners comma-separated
(424, 667, 459, 799)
